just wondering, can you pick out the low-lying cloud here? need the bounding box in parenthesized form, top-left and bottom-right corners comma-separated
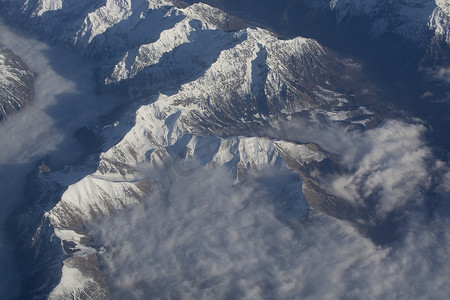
(0, 21, 126, 298)
(90, 162, 450, 299)
(426, 66, 450, 84)
(0, 22, 124, 168)
(270, 116, 447, 219)
(2, 16, 449, 300)
(328, 120, 436, 217)
(88, 112, 450, 299)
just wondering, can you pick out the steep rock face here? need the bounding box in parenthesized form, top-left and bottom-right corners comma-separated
(1, 0, 387, 298)
(0, 47, 35, 121)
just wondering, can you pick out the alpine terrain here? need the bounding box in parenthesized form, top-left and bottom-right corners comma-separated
(0, 0, 449, 299)
(0, 46, 35, 121)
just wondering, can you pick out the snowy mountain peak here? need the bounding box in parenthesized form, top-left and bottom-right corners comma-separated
(32, 0, 63, 16)
(2, 0, 446, 299)
(430, 0, 450, 44)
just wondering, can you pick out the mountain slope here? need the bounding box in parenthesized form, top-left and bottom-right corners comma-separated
(0, 47, 35, 121)
(183, 0, 450, 66)
(0, 0, 444, 298)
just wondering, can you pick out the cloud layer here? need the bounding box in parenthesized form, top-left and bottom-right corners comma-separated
(90, 161, 450, 299)
(329, 120, 435, 217)
(0, 21, 125, 298)
(270, 116, 447, 220)
(1, 16, 449, 300)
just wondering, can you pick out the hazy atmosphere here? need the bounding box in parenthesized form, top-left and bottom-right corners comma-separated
(90, 162, 450, 299)
(87, 116, 450, 299)
(1, 0, 450, 299)
(0, 21, 124, 298)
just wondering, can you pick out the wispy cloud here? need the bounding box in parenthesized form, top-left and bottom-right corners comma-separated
(88, 111, 450, 298)
(328, 120, 436, 217)
(2, 14, 450, 300)
(427, 66, 450, 84)
(269, 116, 446, 219)
(90, 161, 450, 299)
(0, 21, 125, 298)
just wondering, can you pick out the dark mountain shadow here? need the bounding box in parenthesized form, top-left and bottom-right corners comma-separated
(185, 0, 450, 158)
(0, 29, 125, 300)
(1, 15, 248, 300)
(1, 1, 448, 297)
(0, 0, 106, 39)
(107, 20, 248, 99)
(85, 6, 186, 58)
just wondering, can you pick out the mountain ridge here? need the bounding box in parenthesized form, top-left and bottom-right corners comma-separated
(0, 0, 447, 298)
(0, 47, 35, 121)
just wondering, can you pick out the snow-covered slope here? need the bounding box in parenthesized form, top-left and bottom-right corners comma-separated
(9, 0, 448, 62)
(0, 0, 388, 298)
(182, 0, 450, 66)
(431, 0, 450, 45)
(0, 48, 35, 121)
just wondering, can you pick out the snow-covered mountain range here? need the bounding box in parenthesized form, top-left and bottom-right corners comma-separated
(0, 0, 448, 298)
(184, 0, 450, 66)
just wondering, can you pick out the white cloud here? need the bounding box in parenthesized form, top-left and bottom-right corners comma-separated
(0, 21, 126, 298)
(270, 116, 445, 219)
(2, 14, 450, 300)
(0, 21, 125, 168)
(329, 120, 434, 217)
(89, 163, 450, 299)
(428, 66, 450, 84)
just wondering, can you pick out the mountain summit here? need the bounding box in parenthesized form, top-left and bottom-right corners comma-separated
(0, 0, 449, 298)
